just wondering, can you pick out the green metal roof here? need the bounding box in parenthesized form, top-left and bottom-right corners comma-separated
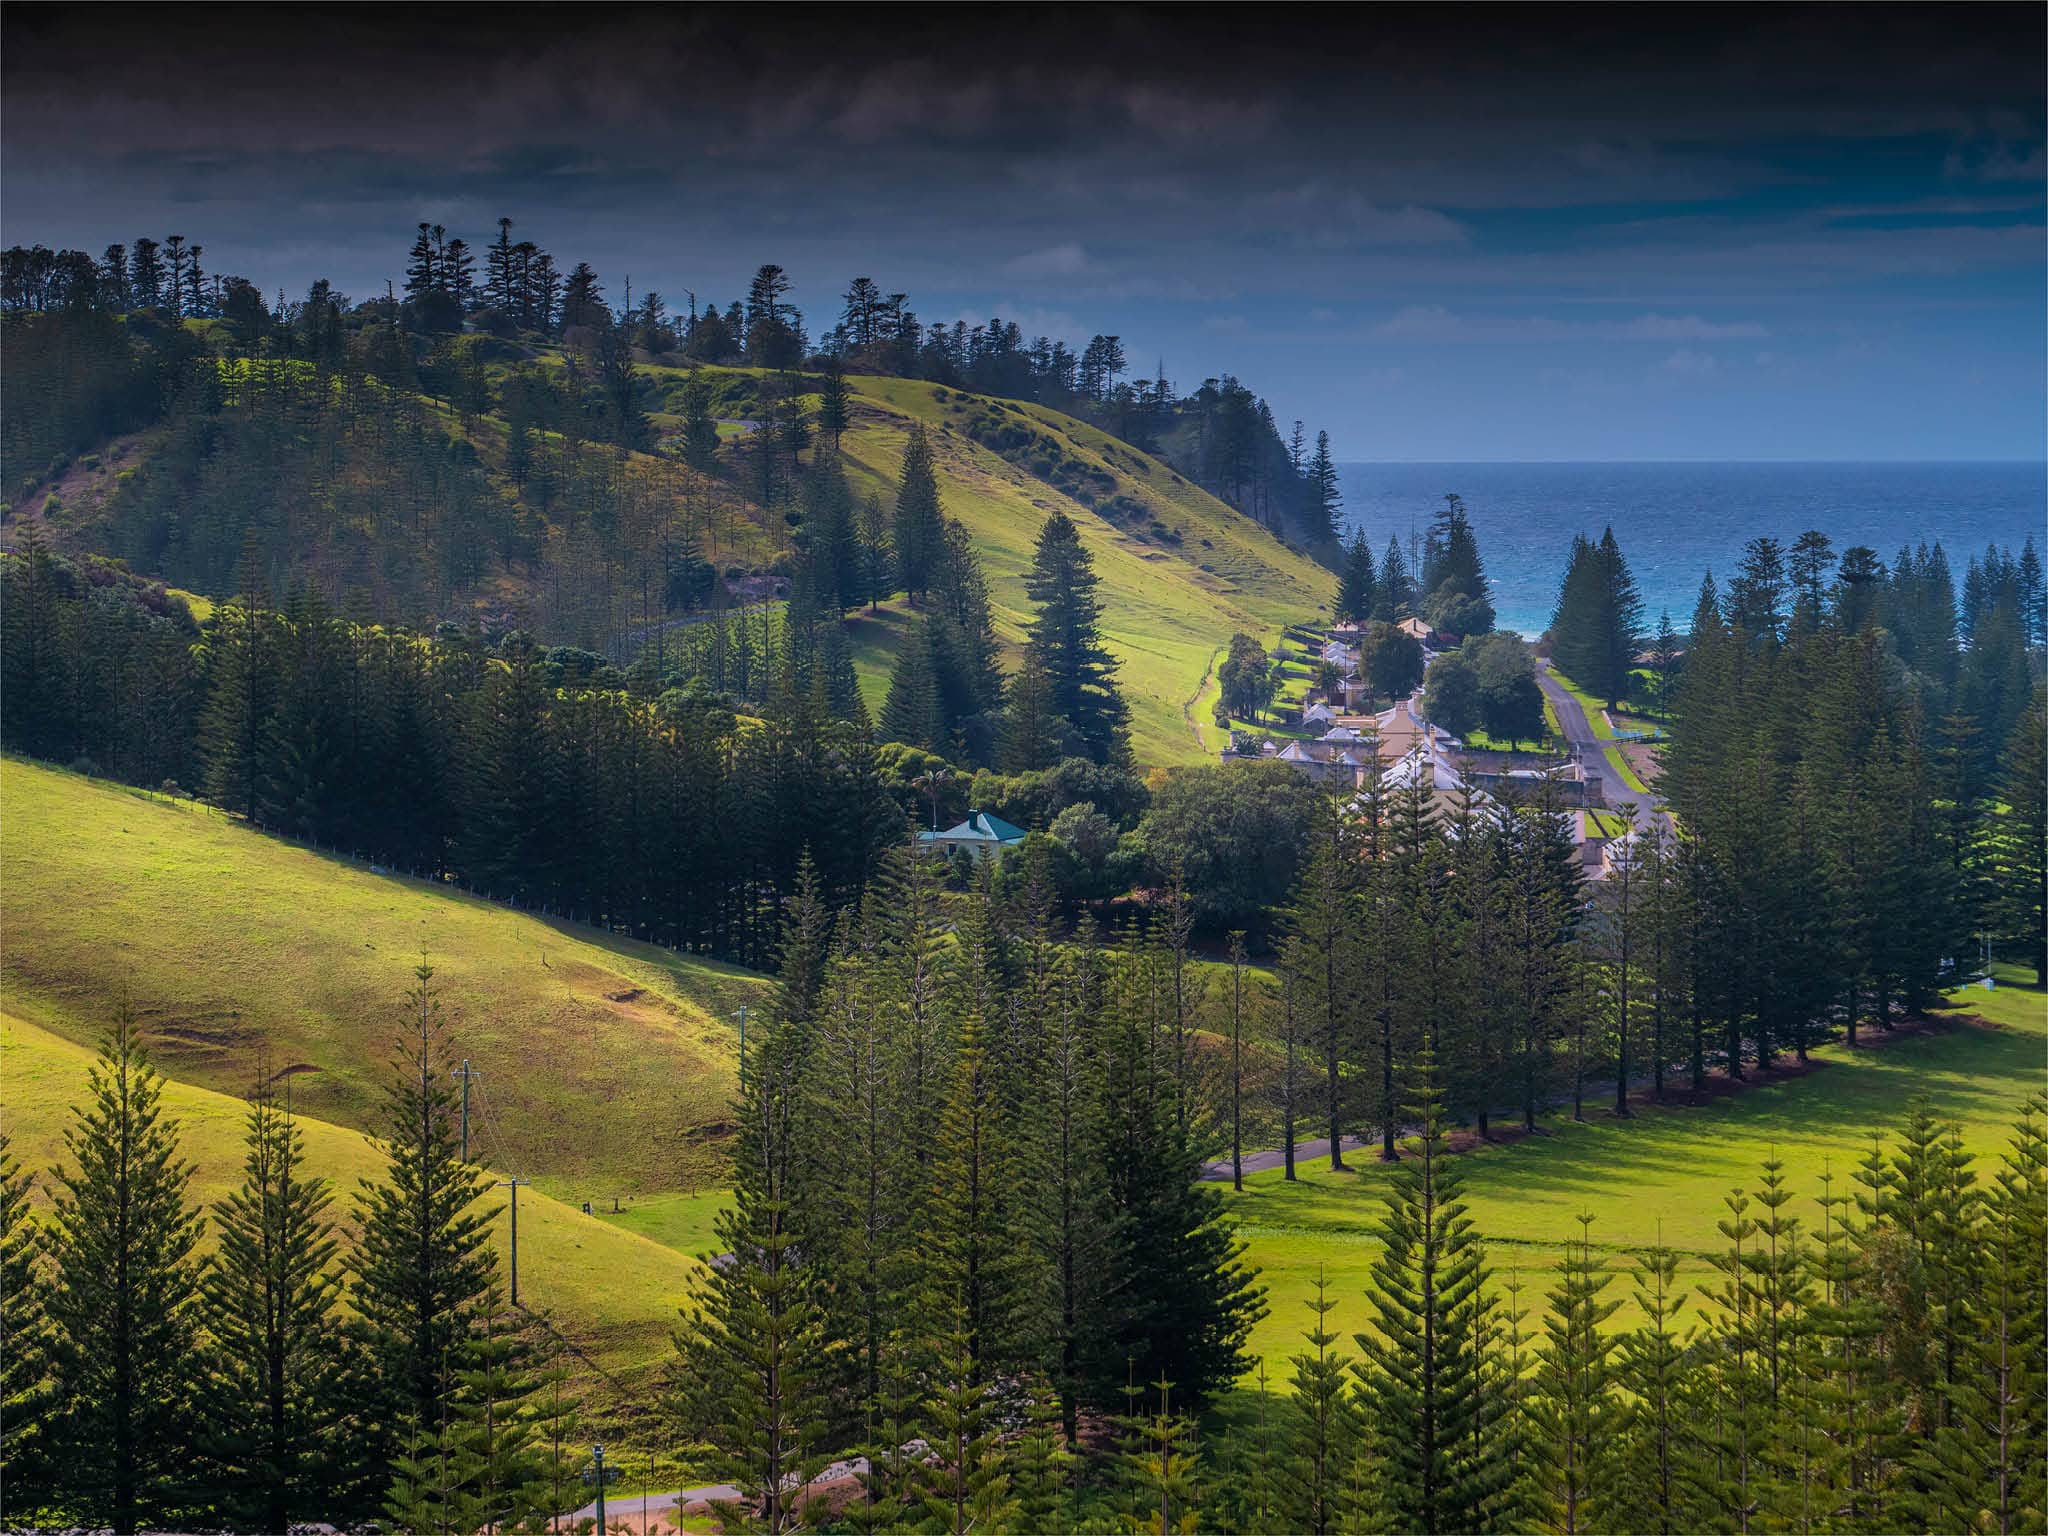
(920, 809, 1027, 843)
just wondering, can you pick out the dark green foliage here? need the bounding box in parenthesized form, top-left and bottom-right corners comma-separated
(0, 308, 177, 499)
(1374, 535, 1416, 620)
(349, 964, 500, 1464)
(1024, 510, 1130, 766)
(892, 421, 946, 603)
(679, 367, 722, 470)
(1420, 491, 1495, 638)
(1303, 430, 1342, 546)
(671, 1160, 831, 1534)
(1217, 630, 1278, 721)
(199, 1072, 359, 1529)
(1083, 954, 1266, 1408)
(45, 1009, 206, 1535)
(1526, 1215, 1622, 1531)
(1422, 650, 1481, 738)
(0, 1131, 53, 1511)
(1335, 531, 1377, 624)
(815, 357, 852, 449)
(1549, 526, 1642, 705)
(1279, 1273, 1363, 1535)
(1667, 613, 1956, 1071)
(1126, 763, 1322, 931)
(1467, 630, 1546, 745)
(109, 358, 530, 609)
(1362, 619, 1424, 705)
(1989, 686, 2046, 982)
(880, 616, 946, 751)
(1352, 1056, 1515, 1534)
(3, 565, 917, 968)
(996, 649, 1064, 772)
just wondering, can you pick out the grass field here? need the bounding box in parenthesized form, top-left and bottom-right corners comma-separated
(0, 1009, 698, 1379)
(0, 756, 767, 1198)
(1225, 978, 2047, 1370)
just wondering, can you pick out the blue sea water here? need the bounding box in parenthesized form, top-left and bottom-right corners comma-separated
(1337, 461, 2046, 638)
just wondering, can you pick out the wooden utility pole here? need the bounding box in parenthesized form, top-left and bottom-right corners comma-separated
(502, 1176, 530, 1305)
(731, 1006, 750, 1090)
(452, 1059, 482, 1161)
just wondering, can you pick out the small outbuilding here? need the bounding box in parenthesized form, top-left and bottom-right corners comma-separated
(918, 809, 1028, 859)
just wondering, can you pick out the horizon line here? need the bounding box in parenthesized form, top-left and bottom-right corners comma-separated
(1330, 456, 2045, 467)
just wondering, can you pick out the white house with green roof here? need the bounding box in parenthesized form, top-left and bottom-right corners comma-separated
(918, 809, 1028, 859)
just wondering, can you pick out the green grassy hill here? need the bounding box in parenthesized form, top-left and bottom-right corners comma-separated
(1, 1007, 696, 1378)
(654, 367, 1337, 763)
(0, 755, 766, 1198)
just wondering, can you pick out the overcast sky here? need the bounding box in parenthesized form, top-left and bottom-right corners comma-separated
(5, 3, 2042, 460)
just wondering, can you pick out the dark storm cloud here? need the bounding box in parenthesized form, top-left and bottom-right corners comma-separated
(4, 3, 2041, 458)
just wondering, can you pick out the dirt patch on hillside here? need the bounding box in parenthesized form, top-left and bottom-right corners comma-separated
(558, 960, 693, 1035)
(3, 431, 151, 547)
(144, 1010, 259, 1053)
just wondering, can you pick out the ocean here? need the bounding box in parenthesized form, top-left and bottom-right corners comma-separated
(1336, 461, 2046, 638)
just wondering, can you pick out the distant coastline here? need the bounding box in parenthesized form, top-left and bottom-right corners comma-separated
(1336, 459, 2045, 637)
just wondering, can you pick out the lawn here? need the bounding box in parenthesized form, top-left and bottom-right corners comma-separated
(0, 755, 768, 1196)
(0, 1009, 701, 1380)
(1224, 978, 2048, 1372)
(591, 1187, 735, 1255)
(1604, 743, 1653, 795)
(1455, 724, 1554, 754)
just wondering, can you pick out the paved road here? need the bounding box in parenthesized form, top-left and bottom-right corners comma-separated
(570, 1456, 869, 1525)
(1533, 661, 1668, 825)
(1202, 1132, 1376, 1180)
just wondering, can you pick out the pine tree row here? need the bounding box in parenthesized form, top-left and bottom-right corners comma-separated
(2, 968, 583, 1533)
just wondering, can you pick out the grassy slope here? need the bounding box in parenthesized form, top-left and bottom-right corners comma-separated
(0, 756, 768, 1198)
(656, 367, 1335, 764)
(1226, 980, 2048, 1370)
(0, 1008, 698, 1377)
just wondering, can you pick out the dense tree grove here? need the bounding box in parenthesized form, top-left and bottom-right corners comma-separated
(687, 939, 2048, 1536)
(1548, 527, 1644, 707)
(1666, 531, 2047, 1019)
(0, 523, 901, 968)
(9, 929, 2041, 1531)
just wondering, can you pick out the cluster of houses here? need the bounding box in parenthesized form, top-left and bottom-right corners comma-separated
(1319, 618, 1438, 711)
(1224, 624, 1645, 881)
(916, 622, 1654, 885)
